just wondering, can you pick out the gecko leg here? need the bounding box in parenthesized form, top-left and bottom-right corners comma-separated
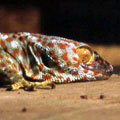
(6, 79, 55, 91)
(6, 78, 55, 91)
(24, 80, 55, 91)
(0, 49, 55, 91)
(0, 57, 55, 91)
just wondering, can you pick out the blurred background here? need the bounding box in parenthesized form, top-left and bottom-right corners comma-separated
(0, 0, 119, 66)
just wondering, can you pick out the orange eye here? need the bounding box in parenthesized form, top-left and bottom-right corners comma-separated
(76, 47, 93, 64)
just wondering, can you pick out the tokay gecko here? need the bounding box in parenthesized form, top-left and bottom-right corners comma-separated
(0, 32, 113, 91)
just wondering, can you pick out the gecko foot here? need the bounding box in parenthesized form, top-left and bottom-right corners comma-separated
(24, 80, 55, 91)
(6, 82, 23, 91)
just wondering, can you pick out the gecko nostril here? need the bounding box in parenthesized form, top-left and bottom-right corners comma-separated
(107, 65, 113, 74)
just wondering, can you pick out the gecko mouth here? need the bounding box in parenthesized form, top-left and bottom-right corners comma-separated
(76, 46, 94, 64)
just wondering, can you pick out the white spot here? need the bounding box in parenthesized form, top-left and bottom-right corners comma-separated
(11, 41, 19, 48)
(31, 36, 38, 42)
(52, 40, 57, 43)
(2, 67, 6, 71)
(1, 35, 8, 39)
(18, 55, 23, 62)
(57, 49, 63, 54)
(8, 58, 14, 64)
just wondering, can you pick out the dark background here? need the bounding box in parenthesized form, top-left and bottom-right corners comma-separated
(0, 0, 119, 44)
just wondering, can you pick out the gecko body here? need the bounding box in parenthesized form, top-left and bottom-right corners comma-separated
(0, 32, 113, 90)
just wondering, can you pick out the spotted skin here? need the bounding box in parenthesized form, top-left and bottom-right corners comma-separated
(0, 32, 113, 90)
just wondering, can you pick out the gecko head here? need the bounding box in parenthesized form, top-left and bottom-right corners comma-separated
(38, 39, 113, 82)
(77, 47, 113, 79)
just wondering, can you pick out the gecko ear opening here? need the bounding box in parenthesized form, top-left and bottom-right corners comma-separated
(41, 52, 56, 68)
(76, 46, 94, 64)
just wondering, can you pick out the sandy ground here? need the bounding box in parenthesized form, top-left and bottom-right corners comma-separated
(0, 74, 120, 120)
(0, 45, 120, 120)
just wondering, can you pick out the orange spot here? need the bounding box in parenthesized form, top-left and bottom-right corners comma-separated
(39, 64, 44, 70)
(98, 60, 102, 64)
(50, 37, 56, 40)
(44, 37, 48, 41)
(5, 54, 9, 58)
(73, 64, 79, 68)
(0, 40, 7, 49)
(28, 63, 32, 69)
(34, 50, 40, 57)
(6, 37, 13, 42)
(18, 66, 21, 71)
(73, 71, 79, 75)
(42, 41, 46, 46)
(11, 53, 16, 59)
(58, 75, 63, 79)
(21, 49, 26, 58)
(88, 63, 94, 66)
(61, 38, 71, 43)
(31, 34, 42, 38)
(66, 77, 70, 82)
(13, 48, 19, 54)
(48, 70, 55, 75)
(67, 61, 72, 66)
(35, 69, 39, 74)
(64, 39, 71, 43)
(73, 41, 78, 46)
(55, 80, 59, 83)
(48, 42, 54, 48)
(83, 75, 87, 80)
(9, 69, 16, 73)
(19, 36, 27, 42)
(64, 43, 70, 47)
(0, 54, 3, 58)
(31, 74, 35, 79)
(84, 69, 88, 73)
(22, 64, 26, 70)
(72, 48, 76, 53)
(42, 74, 51, 79)
(49, 50, 55, 56)
(62, 52, 68, 61)
(94, 71, 99, 75)
(37, 39, 41, 42)
(28, 41, 35, 45)
(72, 57, 79, 62)
(6, 60, 11, 64)
(58, 68, 64, 73)
(54, 55, 58, 63)
(1, 32, 7, 35)
(13, 63, 17, 69)
(0, 62, 6, 67)
(101, 69, 105, 73)
(60, 38, 65, 41)
(58, 43, 66, 49)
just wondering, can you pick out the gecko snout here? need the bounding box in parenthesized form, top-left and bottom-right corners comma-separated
(94, 52, 113, 77)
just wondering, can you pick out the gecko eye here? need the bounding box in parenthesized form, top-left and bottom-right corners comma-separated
(76, 47, 94, 64)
